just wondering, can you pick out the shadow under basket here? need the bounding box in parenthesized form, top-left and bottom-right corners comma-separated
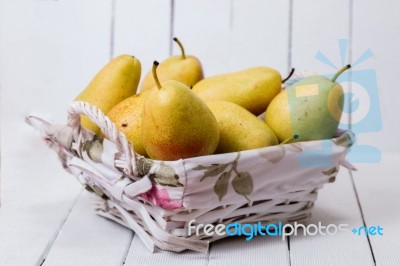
(27, 101, 356, 253)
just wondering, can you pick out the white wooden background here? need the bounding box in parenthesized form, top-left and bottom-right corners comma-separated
(1, 0, 400, 265)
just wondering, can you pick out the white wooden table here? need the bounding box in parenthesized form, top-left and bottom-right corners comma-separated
(1, 1, 400, 265)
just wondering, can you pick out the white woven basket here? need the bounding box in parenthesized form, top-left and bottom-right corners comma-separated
(27, 101, 355, 253)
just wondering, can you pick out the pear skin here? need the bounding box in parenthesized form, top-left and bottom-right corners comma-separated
(75, 55, 141, 134)
(107, 88, 154, 157)
(192, 67, 282, 116)
(265, 65, 350, 143)
(142, 62, 219, 160)
(206, 101, 278, 153)
(140, 38, 203, 92)
(264, 91, 292, 142)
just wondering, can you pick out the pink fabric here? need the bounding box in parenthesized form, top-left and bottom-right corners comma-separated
(141, 183, 183, 209)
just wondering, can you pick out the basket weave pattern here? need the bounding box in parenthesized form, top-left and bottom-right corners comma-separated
(27, 101, 354, 253)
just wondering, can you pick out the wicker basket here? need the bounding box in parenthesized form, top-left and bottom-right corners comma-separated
(27, 101, 355, 253)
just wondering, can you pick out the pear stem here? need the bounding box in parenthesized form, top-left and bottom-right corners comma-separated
(281, 134, 299, 144)
(173, 37, 186, 59)
(331, 64, 351, 82)
(152, 61, 162, 90)
(282, 68, 295, 83)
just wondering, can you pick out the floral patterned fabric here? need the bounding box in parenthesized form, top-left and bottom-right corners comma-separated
(135, 130, 354, 210)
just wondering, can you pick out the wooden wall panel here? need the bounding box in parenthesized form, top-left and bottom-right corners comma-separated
(173, 0, 232, 77)
(230, 0, 290, 74)
(113, 0, 172, 90)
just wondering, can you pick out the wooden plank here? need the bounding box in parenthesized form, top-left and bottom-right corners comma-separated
(0, 0, 113, 122)
(289, 168, 374, 266)
(113, 0, 172, 91)
(43, 192, 133, 265)
(291, 0, 351, 127)
(0, 0, 113, 264)
(0, 132, 82, 265)
(124, 236, 208, 265)
(124, 223, 289, 266)
(173, 0, 231, 77)
(348, 13, 400, 266)
(352, 0, 400, 153)
(291, 0, 351, 73)
(352, 153, 400, 265)
(229, 0, 290, 75)
(208, 236, 289, 266)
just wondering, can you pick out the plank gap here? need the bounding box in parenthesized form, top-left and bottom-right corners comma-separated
(109, 0, 117, 59)
(122, 232, 136, 265)
(348, 0, 354, 130)
(287, 0, 294, 72)
(350, 170, 376, 264)
(229, 0, 234, 31)
(287, 236, 292, 266)
(205, 241, 212, 266)
(36, 189, 84, 266)
(228, 0, 234, 71)
(169, 0, 175, 56)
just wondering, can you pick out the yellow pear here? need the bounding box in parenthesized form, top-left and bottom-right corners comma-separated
(142, 62, 219, 160)
(106, 88, 154, 157)
(140, 38, 203, 92)
(206, 101, 278, 153)
(75, 54, 141, 134)
(192, 67, 293, 116)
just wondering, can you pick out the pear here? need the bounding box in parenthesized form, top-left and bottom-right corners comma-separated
(140, 37, 203, 92)
(106, 88, 154, 157)
(142, 61, 219, 160)
(75, 54, 141, 134)
(265, 65, 351, 143)
(206, 101, 278, 153)
(192, 67, 293, 116)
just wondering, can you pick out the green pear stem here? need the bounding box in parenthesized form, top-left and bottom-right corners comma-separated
(173, 37, 186, 59)
(331, 64, 351, 82)
(152, 61, 162, 90)
(282, 68, 295, 83)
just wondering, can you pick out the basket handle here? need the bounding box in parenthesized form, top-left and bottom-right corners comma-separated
(67, 101, 137, 176)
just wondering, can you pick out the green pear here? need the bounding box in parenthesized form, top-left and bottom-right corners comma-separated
(140, 38, 203, 92)
(192, 67, 291, 116)
(142, 61, 219, 160)
(206, 101, 278, 153)
(265, 65, 351, 143)
(107, 88, 155, 157)
(75, 55, 141, 134)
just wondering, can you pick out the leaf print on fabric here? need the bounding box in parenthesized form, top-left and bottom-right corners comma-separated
(150, 162, 183, 187)
(232, 172, 253, 198)
(193, 153, 253, 201)
(192, 165, 210, 170)
(214, 172, 231, 201)
(322, 167, 338, 183)
(332, 133, 353, 148)
(198, 164, 229, 182)
(258, 146, 285, 163)
(82, 138, 104, 163)
(322, 167, 338, 176)
(284, 143, 303, 153)
(136, 157, 154, 176)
